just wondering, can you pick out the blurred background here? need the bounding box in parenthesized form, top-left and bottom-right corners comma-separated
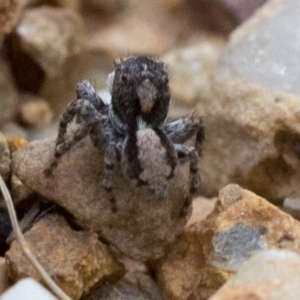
(0, 0, 265, 141)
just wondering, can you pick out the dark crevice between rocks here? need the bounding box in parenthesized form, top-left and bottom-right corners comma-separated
(4, 34, 45, 94)
(52, 205, 84, 232)
(0, 209, 12, 256)
(274, 130, 300, 161)
(25, 1, 66, 9)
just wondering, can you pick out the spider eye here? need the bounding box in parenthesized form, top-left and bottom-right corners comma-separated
(121, 73, 130, 82)
(162, 74, 169, 84)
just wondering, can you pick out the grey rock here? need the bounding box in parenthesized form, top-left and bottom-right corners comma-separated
(210, 223, 265, 271)
(209, 250, 300, 300)
(0, 56, 18, 126)
(282, 197, 300, 220)
(215, 0, 300, 96)
(162, 38, 226, 110)
(197, 79, 300, 200)
(12, 138, 192, 261)
(82, 281, 150, 300)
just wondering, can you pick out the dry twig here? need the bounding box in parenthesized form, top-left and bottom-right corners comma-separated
(0, 175, 72, 300)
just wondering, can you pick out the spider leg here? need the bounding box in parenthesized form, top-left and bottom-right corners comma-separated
(76, 80, 106, 111)
(164, 115, 204, 146)
(55, 98, 80, 149)
(44, 122, 92, 177)
(195, 118, 205, 156)
(44, 98, 101, 177)
(102, 142, 118, 212)
(174, 143, 200, 194)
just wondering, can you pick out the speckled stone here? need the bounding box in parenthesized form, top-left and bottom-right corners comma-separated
(156, 184, 300, 300)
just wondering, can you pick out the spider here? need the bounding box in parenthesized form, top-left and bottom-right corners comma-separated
(44, 56, 205, 210)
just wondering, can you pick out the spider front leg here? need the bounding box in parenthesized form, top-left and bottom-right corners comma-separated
(102, 141, 119, 212)
(174, 144, 200, 194)
(164, 115, 205, 149)
(44, 98, 101, 177)
(44, 121, 92, 177)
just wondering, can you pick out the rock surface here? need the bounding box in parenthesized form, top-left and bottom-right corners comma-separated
(209, 250, 300, 300)
(85, 0, 194, 58)
(156, 184, 300, 300)
(0, 257, 10, 294)
(197, 79, 300, 200)
(6, 213, 124, 300)
(0, 56, 18, 126)
(18, 95, 53, 129)
(82, 281, 151, 300)
(183, 0, 265, 34)
(282, 198, 300, 220)
(12, 138, 192, 261)
(0, 0, 25, 36)
(6, 6, 86, 114)
(120, 257, 163, 300)
(215, 0, 300, 96)
(186, 197, 217, 227)
(6, 138, 32, 207)
(162, 38, 226, 109)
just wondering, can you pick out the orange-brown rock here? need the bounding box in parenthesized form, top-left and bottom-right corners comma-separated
(0, 0, 25, 36)
(8, 137, 27, 153)
(6, 213, 125, 300)
(18, 95, 53, 129)
(156, 184, 300, 300)
(0, 257, 10, 294)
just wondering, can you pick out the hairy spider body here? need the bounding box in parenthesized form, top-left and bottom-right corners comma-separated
(45, 56, 205, 210)
(111, 56, 170, 129)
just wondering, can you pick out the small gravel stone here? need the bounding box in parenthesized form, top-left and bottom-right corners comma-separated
(209, 250, 300, 300)
(0, 278, 57, 300)
(18, 95, 53, 129)
(6, 213, 125, 300)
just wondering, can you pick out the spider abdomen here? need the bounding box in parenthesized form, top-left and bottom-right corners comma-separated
(121, 128, 178, 200)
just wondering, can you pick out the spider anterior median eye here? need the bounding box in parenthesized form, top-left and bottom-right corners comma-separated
(162, 74, 168, 83)
(121, 74, 130, 82)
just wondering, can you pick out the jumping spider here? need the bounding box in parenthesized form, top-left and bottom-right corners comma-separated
(44, 56, 205, 210)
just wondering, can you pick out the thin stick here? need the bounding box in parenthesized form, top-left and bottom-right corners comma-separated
(0, 176, 72, 300)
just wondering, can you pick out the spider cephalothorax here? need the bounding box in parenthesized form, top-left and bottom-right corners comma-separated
(110, 56, 170, 129)
(44, 56, 205, 211)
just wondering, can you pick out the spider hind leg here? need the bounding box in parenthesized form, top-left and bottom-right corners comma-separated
(174, 144, 200, 194)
